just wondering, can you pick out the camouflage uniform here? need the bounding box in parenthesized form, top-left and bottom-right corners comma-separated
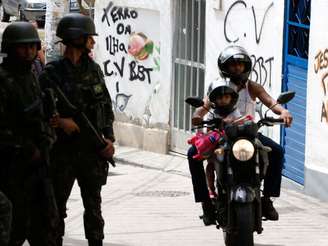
(0, 191, 12, 246)
(0, 22, 58, 246)
(39, 53, 115, 245)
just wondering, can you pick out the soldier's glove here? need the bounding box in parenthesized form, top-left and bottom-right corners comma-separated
(99, 138, 115, 160)
(58, 117, 80, 135)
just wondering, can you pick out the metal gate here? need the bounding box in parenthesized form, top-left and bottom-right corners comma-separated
(282, 0, 311, 184)
(170, 0, 206, 154)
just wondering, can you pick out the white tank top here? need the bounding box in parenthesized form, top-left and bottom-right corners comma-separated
(237, 82, 256, 118)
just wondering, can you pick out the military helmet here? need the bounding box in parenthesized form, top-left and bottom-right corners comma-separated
(56, 13, 98, 40)
(209, 79, 239, 116)
(1, 22, 41, 52)
(217, 45, 252, 85)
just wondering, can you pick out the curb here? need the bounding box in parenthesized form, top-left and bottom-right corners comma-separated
(113, 155, 191, 178)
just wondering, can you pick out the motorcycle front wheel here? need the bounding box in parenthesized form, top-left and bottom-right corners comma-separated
(223, 203, 254, 246)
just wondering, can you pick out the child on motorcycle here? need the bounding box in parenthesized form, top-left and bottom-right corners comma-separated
(204, 80, 241, 198)
(189, 80, 241, 200)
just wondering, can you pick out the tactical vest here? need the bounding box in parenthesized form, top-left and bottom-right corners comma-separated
(0, 64, 45, 146)
(0, 64, 52, 186)
(46, 56, 110, 144)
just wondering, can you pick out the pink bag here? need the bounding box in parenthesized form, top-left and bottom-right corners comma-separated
(188, 131, 221, 160)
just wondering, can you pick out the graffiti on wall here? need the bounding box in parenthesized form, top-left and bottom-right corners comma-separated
(224, 0, 274, 44)
(99, 1, 160, 113)
(223, 0, 275, 119)
(314, 49, 328, 123)
(128, 32, 154, 61)
(250, 55, 274, 88)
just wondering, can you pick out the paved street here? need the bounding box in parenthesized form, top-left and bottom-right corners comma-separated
(64, 165, 211, 246)
(56, 146, 328, 246)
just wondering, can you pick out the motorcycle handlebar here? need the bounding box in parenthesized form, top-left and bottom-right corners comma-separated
(201, 118, 223, 125)
(259, 117, 284, 126)
(191, 118, 222, 130)
(265, 117, 284, 123)
(201, 119, 215, 125)
(195, 117, 284, 129)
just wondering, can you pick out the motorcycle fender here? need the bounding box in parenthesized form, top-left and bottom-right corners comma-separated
(230, 186, 256, 203)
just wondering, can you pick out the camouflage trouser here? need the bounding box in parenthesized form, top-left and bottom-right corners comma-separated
(0, 191, 12, 246)
(51, 150, 108, 245)
(4, 172, 59, 246)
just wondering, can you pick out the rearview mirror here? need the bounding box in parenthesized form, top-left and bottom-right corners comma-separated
(264, 91, 296, 118)
(277, 91, 295, 104)
(185, 97, 204, 108)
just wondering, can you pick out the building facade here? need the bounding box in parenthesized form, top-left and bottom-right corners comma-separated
(93, 0, 328, 201)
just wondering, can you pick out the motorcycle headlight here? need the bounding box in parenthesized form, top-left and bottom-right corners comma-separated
(232, 139, 255, 161)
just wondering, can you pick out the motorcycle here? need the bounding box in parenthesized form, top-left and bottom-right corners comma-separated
(185, 91, 295, 246)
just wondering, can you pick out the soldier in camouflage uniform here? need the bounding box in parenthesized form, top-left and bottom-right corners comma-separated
(0, 22, 58, 246)
(39, 13, 115, 246)
(0, 191, 12, 246)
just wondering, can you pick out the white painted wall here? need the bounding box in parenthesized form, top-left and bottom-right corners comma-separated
(205, 0, 285, 141)
(94, 0, 173, 128)
(306, 0, 328, 174)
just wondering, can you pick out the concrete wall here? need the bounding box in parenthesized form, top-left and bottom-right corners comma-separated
(205, 0, 285, 141)
(304, 0, 328, 201)
(94, 0, 173, 153)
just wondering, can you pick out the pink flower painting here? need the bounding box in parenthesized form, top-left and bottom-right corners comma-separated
(128, 32, 154, 61)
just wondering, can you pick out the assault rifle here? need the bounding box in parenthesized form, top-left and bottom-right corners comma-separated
(51, 83, 116, 167)
(39, 88, 59, 225)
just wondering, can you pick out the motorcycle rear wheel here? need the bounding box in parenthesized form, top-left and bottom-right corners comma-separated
(223, 203, 254, 246)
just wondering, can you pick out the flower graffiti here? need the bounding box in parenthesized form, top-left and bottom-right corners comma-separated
(128, 32, 154, 61)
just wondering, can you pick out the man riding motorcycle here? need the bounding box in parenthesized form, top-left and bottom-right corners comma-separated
(188, 45, 293, 225)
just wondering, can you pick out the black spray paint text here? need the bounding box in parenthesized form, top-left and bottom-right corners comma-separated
(224, 0, 274, 44)
(102, 1, 138, 27)
(106, 35, 128, 56)
(250, 55, 274, 88)
(103, 57, 153, 84)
